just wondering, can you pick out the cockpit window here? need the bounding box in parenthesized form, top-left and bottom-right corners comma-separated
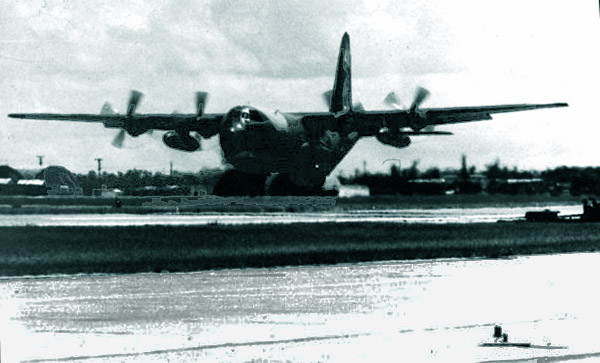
(248, 110, 266, 122)
(240, 109, 250, 124)
(239, 107, 267, 123)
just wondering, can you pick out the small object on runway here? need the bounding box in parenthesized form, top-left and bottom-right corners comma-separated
(492, 325, 508, 343)
(493, 325, 502, 340)
(482, 325, 567, 349)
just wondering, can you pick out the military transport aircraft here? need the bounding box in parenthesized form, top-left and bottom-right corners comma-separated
(9, 33, 567, 196)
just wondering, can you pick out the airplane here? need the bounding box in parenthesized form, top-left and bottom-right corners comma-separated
(8, 33, 567, 196)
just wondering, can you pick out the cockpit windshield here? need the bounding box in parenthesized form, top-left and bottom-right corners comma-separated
(240, 107, 267, 123)
(224, 106, 271, 133)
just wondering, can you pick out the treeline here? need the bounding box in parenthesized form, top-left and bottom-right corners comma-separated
(340, 160, 600, 196)
(67, 162, 600, 197)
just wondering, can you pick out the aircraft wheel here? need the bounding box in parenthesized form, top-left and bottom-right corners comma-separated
(212, 170, 267, 196)
(268, 173, 335, 196)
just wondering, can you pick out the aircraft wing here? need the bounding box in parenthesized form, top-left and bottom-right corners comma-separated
(8, 91, 224, 138)
(354, 102, 568, 135)
(7, 112, 223, 138)
(417, 102, 568, 125)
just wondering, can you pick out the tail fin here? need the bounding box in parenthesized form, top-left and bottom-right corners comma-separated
(329, 32, 352, 114)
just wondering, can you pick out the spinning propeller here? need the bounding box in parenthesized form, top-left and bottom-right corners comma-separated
(322, 90, 364, 112)
(109, 90, 211, 149)
(111, 90, 145, 148)
(383, 87, 451, 135)
(195, 91, 208, 119)
(384, 86, 433, 133)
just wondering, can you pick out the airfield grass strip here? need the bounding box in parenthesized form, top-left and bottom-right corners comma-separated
(1, 223, 600, 276)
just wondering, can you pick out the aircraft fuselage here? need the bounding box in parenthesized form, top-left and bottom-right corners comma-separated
(219, 105, 359, 187)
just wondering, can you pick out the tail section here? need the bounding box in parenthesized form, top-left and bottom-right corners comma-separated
(329, 32, 352, 114)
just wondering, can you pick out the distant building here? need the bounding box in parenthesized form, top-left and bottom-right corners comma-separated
(0, 165, 82, 196)
(0, 165, 23, 180)
(92, 185, 123, 198)
(0, 165, 46, 196)
(189, 185, 208, 196)
(487, 178, 545, 194)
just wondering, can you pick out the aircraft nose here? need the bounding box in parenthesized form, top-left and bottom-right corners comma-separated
(219, 110, 246, 158)
(220, 125, 240, 158)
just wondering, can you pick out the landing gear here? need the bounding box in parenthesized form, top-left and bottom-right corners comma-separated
(212, 170, 267, 196)
(267, 173, 337, 196)
(211, 170, 337, 197)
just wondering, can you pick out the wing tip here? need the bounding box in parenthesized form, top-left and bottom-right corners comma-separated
(548, 102, 568, 108)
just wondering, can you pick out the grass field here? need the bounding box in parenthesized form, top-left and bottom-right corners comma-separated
(1, 222, 600, 276)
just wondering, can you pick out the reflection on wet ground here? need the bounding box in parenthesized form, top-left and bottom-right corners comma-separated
(0, 204, 583, 226)
(1, 252, 599, 362)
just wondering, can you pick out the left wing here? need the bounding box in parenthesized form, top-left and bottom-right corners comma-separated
(354, 101, 568, 136)
(416, 103, 568, 126)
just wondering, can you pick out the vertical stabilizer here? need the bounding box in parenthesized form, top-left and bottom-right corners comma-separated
(329, 33, 352, 114)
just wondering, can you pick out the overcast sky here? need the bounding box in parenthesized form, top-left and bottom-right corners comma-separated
(1, 0, 597, 176)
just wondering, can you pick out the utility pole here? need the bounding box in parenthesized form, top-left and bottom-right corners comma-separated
(36, 155, 44, 167)
(95, 158, 103, 176)
(170, 161, 173, 176)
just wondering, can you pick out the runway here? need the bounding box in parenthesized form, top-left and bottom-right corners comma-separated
(1, 252, 599, 362)
(0, 204, 582, 226)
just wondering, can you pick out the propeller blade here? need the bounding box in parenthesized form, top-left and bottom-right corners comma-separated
(409, 86, 430, 113)
(384, 92, 402, 110)
(353, 102, 365, 112)
(127, 90, 144, 117)
(100, 102, 117, 115)
(195, 92, 209, 118)
(322, 90, 333, 109)
(112, 129, 126, 148)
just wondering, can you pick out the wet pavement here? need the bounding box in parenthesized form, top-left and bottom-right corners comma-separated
(0, 204, 582, 226)
(1, 252, 599, 362)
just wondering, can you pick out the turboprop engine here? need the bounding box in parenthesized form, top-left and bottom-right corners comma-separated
(162, 131, 201, 152)
(161, 91, 209, 152)
(376, 131, 411, 148)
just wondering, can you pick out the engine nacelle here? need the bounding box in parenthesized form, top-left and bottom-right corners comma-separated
(376, 131, 411, 148)
(163, 131, 201, 151)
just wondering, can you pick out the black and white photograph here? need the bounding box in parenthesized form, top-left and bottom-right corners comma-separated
(0, 0, 598, 361)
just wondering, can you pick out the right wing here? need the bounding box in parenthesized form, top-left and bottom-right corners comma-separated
(8, 91, 223, 138)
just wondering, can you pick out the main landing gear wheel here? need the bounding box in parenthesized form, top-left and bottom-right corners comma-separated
(212, 170, 267, 196)
(267, 173, 337, 196)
